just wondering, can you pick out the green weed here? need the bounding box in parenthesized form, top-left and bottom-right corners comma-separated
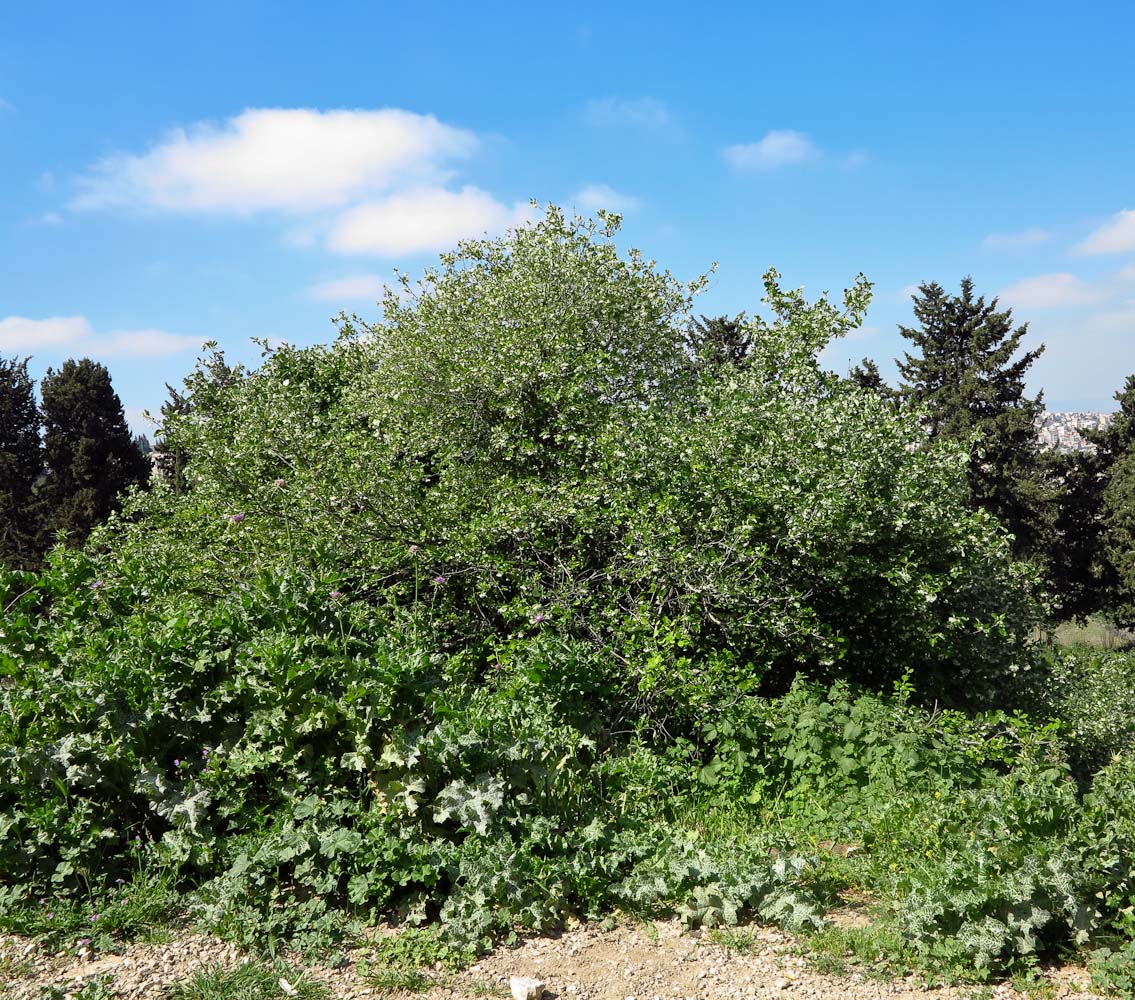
(167, 959, 330, 1000)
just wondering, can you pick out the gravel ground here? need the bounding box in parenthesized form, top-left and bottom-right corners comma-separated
(0, 918, 1109, 999)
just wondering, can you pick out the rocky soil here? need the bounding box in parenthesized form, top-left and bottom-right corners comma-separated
(0, 918, 1108, 1000)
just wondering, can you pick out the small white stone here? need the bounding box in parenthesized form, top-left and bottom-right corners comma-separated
(511, 975, 546, 1000)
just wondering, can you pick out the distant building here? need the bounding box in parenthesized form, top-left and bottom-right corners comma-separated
(1035, 412, 1116, 453)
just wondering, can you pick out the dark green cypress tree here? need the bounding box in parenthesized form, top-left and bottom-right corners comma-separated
(896, 277, 1055, 561)
(0, 356, 43, 568)
(38, 358, 150, 548)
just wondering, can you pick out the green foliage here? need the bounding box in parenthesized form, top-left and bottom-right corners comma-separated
(38, 358, 150, 550)
(0, 209, 1064, 970)
(791, 924, 915, 980)
(1091, 939, 1135, 997)
(1038, 649, 1135, 769)
(132, 210, 1040, 708)
(0, 355, 43, 569)
(168, 959, 331, 1000)
(896, 277, 1055, 565)
(357, 925, 475, 994)
(685, 313, 753, 369)
(689, 677, 1135, 973)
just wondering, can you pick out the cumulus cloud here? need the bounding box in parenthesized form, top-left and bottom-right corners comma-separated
(328, 187, 532, 256)
(584, 97, 672, 130)
(982, 227, 1053, 251)
(0, 315, 198, 356)
(307, 274, 391, 302)
(723, 130, 821, 171)
(72, 107, 478, 214)
(572, 184, 640, 213)
(998, 273, 1103, 309)
(1074, 210, 1135, 257)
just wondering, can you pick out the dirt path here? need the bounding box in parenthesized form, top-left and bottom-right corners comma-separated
(0, 919, 1107, 999)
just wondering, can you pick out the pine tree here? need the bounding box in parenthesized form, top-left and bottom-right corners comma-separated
(0, 356, 43, 568)
(685, 314, 752, 370)
(38, 359, 150, 548)
(847, 357, 900, 403)
(897, 277, 1054, 560)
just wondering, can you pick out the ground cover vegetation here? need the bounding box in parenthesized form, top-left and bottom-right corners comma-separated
(4, 208, 1135, 990)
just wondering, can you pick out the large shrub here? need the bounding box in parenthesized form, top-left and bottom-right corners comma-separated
(110, 208, 1037, 709)
(0, 207, 1042, 943)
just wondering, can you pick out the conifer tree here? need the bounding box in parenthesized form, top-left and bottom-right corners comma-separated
(1073, 376, 1135, 624)
(0, 356, 43, 567)
(897, 278, 1054, 560)
(38, 358, 150, 548)
(685, 314, 752, 370)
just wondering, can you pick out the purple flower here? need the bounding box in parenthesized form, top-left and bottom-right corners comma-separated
(533, 612, 546, 623)
(202, 748, 211, 759)
(88, 913, 98, 923)
(174, 759, 181, 767)
(45, 912, 53, 921)
(330, 590, 343, 600)
(229, 512, 246, 524)
(77, 937, 90, 946)
(273, 478, 285, 488)
(115, 878, 125, 885)
(89, 580, 104, 591)
(408, 544, 420, 555)
(431, 575, 447, 586)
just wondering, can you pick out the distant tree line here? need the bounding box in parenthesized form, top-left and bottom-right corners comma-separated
(0, 356, 150, 569)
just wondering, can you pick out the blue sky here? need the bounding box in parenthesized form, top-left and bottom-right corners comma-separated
(2, 1, 1134, 431)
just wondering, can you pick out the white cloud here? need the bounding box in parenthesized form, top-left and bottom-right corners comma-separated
(0, 316, 91, 351)
(1074, 210, 1135, 256)
(998, 273, 1103, 309)
(98, 329, 202, 356)
(982, 227, 1053, 251)
(0, 315, 198, 356)
(307, 274, 391, 302)
(584, 97, 672, 130)
(723, 130, 821, 171)
(328, 187, 531, 256)
(72, 107, 478, 214)
(572, 184, 641, 213)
